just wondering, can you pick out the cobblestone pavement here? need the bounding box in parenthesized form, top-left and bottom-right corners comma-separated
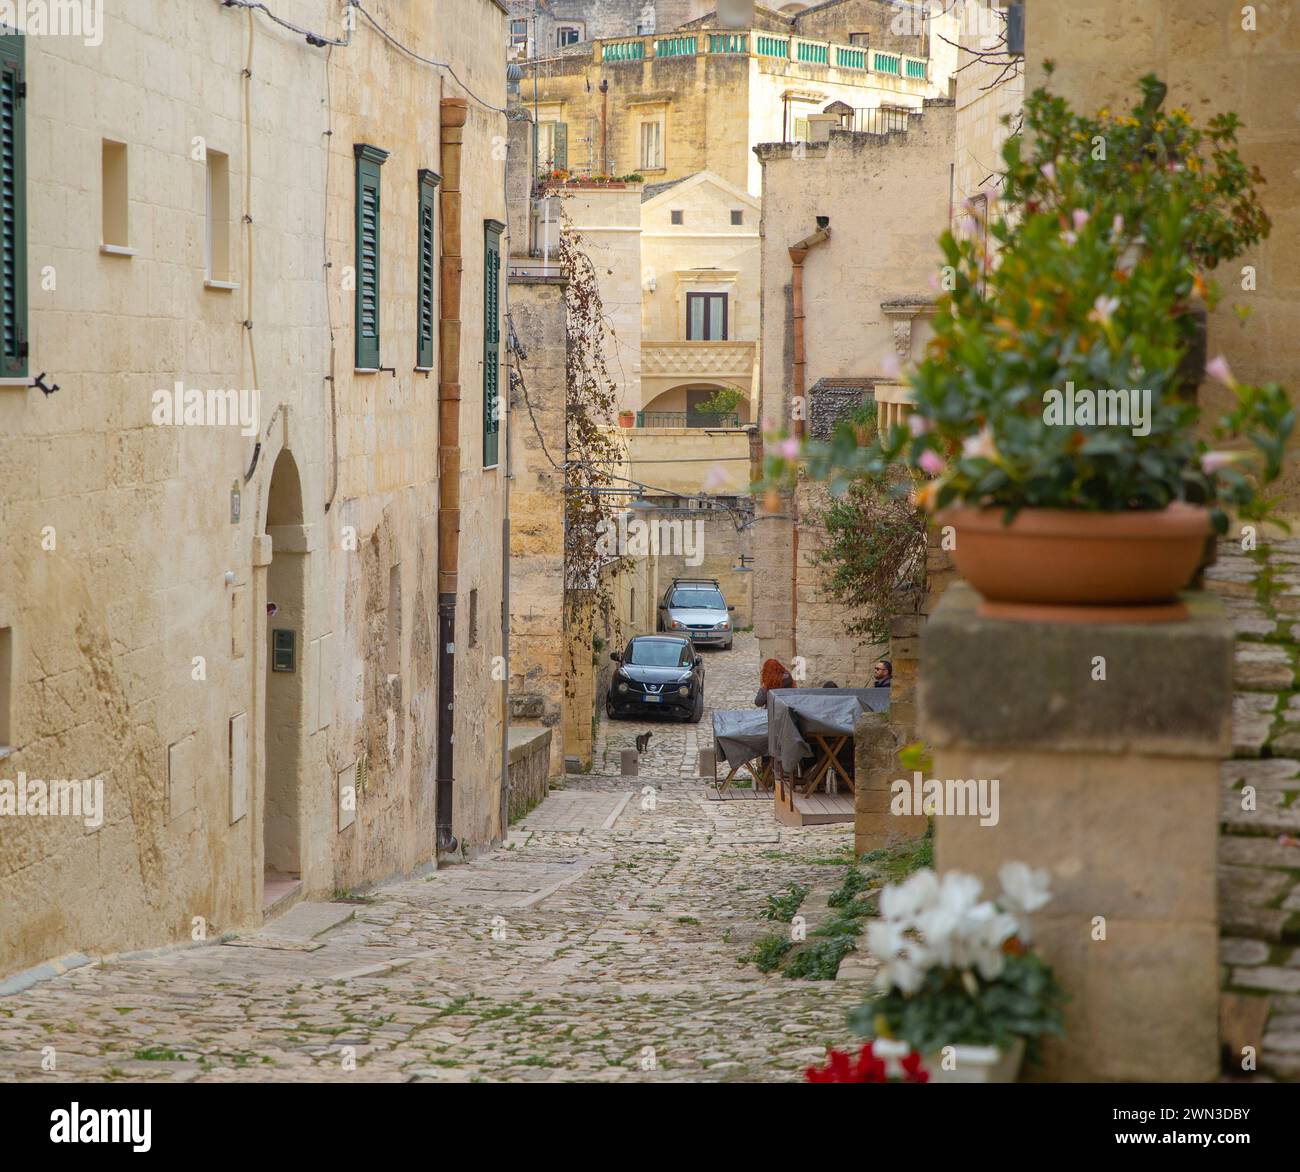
(0, 635, 868, 1083)
(1205, 537, 1300, 1079)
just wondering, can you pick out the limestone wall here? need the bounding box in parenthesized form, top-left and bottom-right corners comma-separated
(753, 100, 955, 683)
(1024, 2, 1300, 511)
(0, 0, 508, 977)
(508, 275, 569, 778)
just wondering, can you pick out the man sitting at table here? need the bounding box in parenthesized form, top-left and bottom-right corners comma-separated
(872, 659, 892, 688)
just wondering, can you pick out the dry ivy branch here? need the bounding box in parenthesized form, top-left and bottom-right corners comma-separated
(558, 222, 631, 695)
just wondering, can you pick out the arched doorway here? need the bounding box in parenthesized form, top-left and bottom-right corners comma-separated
(263, 450, 307, 906)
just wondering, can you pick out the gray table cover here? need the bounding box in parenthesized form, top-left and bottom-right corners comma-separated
(712, 708, 770, 770)
(766, 688, 891, 773)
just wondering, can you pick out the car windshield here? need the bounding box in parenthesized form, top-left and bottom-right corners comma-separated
(627, 640, 691, 668)
(670, 588, 725, 610)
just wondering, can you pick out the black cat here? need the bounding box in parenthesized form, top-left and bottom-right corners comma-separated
(635, 732, 652, 754)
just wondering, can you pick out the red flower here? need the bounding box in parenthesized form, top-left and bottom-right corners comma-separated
(805, 1043, 930, 1083)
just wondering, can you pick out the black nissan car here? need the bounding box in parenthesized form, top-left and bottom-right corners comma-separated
(606, 635, 705, 723)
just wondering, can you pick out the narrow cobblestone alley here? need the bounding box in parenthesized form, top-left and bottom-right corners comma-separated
(0, 636, 869, 1083)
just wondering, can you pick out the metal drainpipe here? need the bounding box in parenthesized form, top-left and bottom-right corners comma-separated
(599, 79, 609, 175)
(437, 96, 469, 855)
(787, 222, 831, 665)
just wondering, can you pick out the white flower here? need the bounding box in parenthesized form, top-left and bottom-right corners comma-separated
(866, 918, 907, 962)
(999, 861, 1052, 915)
(880, 868, 939, 923)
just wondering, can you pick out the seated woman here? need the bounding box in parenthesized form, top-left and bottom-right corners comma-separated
(754, 658, 795, 707)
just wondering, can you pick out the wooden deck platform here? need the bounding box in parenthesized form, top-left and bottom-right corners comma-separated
(773, 787, 855, 827)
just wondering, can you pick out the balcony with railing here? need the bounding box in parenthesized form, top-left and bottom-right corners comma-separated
(595, 29, 929, 86)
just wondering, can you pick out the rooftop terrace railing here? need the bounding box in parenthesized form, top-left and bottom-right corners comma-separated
(591, 29, 928, 82)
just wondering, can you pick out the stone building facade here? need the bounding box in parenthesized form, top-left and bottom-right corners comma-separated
(0, 0, 509, 979)
(515, 0, 949, 196)
(752, 97, 955, 686)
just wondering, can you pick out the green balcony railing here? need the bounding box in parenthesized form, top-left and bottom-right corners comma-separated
(835, 45, 866, 69)
(755, 35, 789, 58)
(709, 32, 747, 53)
(655, 35, 697, 57)
(603, 39, 645, 62)
(795, 41, 828, 64)
(636, 410, 741, 429)
(873, 51, 900, 74)
(905, 58, 927, 79)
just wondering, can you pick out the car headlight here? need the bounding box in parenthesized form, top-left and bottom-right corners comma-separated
(715, 620, 729, 629)
(618, 683, 629, 694)
(670, 619, 686, 630)
(677, 685, 690, 697)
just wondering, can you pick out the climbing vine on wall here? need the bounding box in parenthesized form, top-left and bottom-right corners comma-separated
(559, 221, 631, 695)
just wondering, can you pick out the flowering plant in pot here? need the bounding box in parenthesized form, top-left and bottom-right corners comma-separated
(847, 863, 1067, 1083)
(786, 73, 1292, 622)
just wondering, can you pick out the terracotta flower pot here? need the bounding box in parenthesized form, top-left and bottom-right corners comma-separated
(618, 411, 635, 428)
(939, 502, 1211, 623)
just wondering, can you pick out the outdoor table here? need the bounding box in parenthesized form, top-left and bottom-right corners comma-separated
(766, 688, 891, 795)
(711, 708, 774, 794)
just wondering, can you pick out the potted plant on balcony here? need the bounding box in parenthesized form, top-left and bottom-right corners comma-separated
(786, 73, 1291, 622)
(847, 863, 1067, 1083)
(618, 409, 636, 428)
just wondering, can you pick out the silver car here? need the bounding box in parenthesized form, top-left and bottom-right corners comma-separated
(656, 578, 734, 650)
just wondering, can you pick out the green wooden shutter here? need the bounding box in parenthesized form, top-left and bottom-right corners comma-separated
(483, 220, 504, 468)
(0, 29, 26, 379)
(553, 122, 568, 170)
(354, 144, 388, 369)
(417, 169, 439, 370)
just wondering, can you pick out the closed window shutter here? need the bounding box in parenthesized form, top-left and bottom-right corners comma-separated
(553, 122, 568, 170)
(353, 144, 388, 369)
(0, 30, 26, 378)
(417, 169, 439, 369)
(483, 221, 503, 468)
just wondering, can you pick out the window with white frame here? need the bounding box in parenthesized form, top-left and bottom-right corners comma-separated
(639, 119, 663, 170)
(510, 20, 527, 47)
(557, 25, 580, 47)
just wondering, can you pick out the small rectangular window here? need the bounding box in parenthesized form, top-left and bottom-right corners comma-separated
(670, 209, 683, 225)
(387, 564, 401, 675)
(639, 120, 663, 170)
(417, 169, 439, 369)
(557, 27, 580, 47)
(510, 19, 527, 45)
(0, 625, 12, 751)
(849, 32, 870, 47)
(101, 139, 129, 249)
(354, 144, 389, 369)
(206, 149, 231, 282)
(730, 209, 743, 225)
(686, 292, 727, 340)
(468, 588, 479, 647)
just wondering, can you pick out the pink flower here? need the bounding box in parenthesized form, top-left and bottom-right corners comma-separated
(1111, 213, 1124, 236)
(1206, 355, 1236, 388)
(704, 464, 728, 491)
(961, 426, 997, 461)
(1201, 450, 1245, 474)
(1072, 208, 1090, 232)
(1088, 294, 1121, 325)
(917, 449, 945, 477)
(1040, 162, 1057, 184)
(907, 413, 930, 437)
(880, 352, 903, 380)
(780, 437, 801, 460)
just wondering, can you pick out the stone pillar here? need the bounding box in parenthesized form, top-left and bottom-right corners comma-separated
(920, 583, 1230, 1082)
(853, 711, 926, 859)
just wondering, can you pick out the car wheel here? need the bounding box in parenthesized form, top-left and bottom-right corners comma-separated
(723, 638, 733, 651)
(606, 695, 617, 719)
(688, 691, 704, 723)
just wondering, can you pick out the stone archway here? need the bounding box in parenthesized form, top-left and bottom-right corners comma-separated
(262, 449, 307, 908)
